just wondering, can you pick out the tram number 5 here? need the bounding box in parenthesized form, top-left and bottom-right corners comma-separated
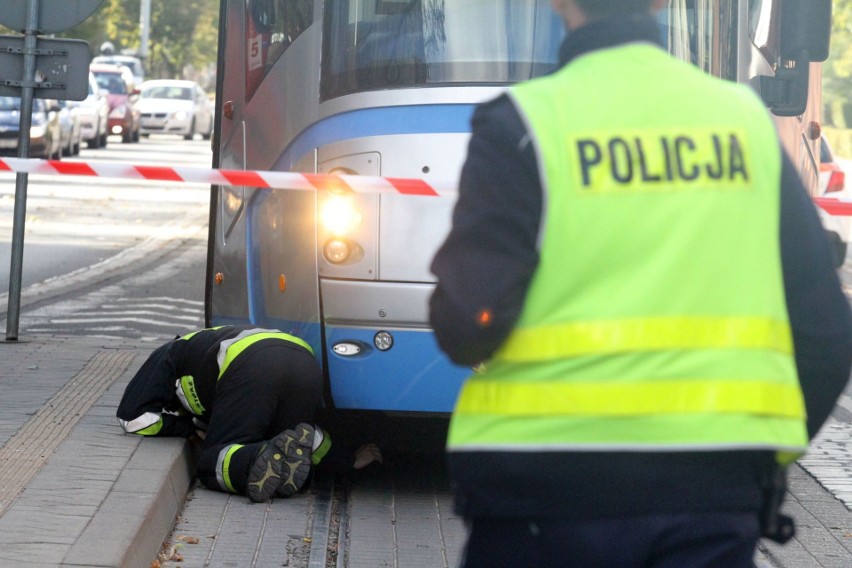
(248, 36, 262, 71)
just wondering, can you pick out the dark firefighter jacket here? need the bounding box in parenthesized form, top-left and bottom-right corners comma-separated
(117, 326, 256, 437)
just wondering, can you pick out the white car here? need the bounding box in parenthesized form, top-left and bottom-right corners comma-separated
(818, 136, 849, 267)
(75, 72, 109, 148)
(92, 54, 145, 87)
(137, 80, 213, 140)
(56, 100, 83, 156)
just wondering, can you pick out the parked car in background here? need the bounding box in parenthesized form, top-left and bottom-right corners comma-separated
(56, 100, 82, 156)
(92, 54, 145, 87)
(0, 96, 62, 159)
(91, 63, 141, 143)
(76, 72, 109, 149)
(819, 135, 849, 267)
(137, 79, 214, 140)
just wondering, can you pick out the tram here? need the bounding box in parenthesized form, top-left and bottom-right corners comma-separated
(206, 0, 831, 414)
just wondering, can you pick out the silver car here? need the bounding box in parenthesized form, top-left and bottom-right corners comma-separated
(137, 80, 213, 140)
(56, 100, 83, 156)
(76, 72, 110, 148)
(92, 54, 145, 87)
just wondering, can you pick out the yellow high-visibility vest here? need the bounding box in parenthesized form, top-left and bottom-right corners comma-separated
(447, 44, 808, 462)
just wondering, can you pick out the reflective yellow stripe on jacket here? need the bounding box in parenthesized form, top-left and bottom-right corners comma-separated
(218, 331, 313, 380)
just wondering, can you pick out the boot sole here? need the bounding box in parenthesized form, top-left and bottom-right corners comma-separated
(247, 424, 313, 502)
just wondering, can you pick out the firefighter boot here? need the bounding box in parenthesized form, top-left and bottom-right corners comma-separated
(247, 423, 314, 503)
(275, 425, 332, 497)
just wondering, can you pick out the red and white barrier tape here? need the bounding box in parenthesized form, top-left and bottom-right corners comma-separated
(1, 157, 850, 215)
(0, 157, 455, 196)
(813, 197, 852, 217)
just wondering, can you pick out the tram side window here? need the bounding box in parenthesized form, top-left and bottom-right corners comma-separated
(246, 0, 313, 101)
(659, 0, 736, 81)
(321, 0, 563, 101)
(322, 0, 427, 99)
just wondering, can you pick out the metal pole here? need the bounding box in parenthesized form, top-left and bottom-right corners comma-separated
(139, 0, 151, 60)
(5, 0, 40, 340)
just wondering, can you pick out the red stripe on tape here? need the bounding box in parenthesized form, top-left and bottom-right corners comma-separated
(385, 177, 440, 196)
(303, 173, 353, 193)
(0, 159, 11, 172)
(134, 165, 184, 181)
(221, 169, 270, 188)
(814, 197, 852, 216)
(49, 160, 98, 176)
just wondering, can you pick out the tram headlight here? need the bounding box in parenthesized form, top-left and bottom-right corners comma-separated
(323, 238, 352, 264)
(320, 195, 362, 236)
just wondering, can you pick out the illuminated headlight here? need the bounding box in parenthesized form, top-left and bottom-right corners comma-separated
(374, 331, 393, 351)
(171, 110, 188, 121)
(29, 125, 45, 138)
(320, 194, 362, 236)
(323, 238, 351, 264)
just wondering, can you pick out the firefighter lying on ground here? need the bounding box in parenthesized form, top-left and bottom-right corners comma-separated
(116, 325, 382, 502)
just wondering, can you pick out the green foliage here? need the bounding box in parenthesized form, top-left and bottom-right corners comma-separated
(823, 0, 852, 126)
(56, 0, 219, 84)
(823, 126, 852, 158)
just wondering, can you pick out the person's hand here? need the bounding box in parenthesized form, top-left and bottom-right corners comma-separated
(353, 443, 383, 469)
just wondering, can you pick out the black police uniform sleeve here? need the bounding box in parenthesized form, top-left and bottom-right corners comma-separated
(778, 153, 852, 438)
(116, 338, 196, 438)
(430, 94, 541, 366)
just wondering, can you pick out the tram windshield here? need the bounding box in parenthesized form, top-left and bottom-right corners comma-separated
(321, 0, 565, 100)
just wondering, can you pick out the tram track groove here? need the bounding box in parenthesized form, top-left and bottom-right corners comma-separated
(308, 473, 337, 568)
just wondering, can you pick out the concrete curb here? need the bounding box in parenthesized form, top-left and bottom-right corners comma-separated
(62, 439, 196, 568)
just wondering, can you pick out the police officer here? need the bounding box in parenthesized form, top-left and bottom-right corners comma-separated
(117, 326, 380, 502)
(429, 1, 852, 567)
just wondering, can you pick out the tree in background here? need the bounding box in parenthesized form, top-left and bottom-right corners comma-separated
(60, 0, 218, 88)
(823, 0, 852, 128)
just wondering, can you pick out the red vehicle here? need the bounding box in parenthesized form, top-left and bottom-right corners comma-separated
(91, 63, 141, 143)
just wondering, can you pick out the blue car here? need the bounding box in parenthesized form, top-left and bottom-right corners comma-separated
(0, 96, 62, 159)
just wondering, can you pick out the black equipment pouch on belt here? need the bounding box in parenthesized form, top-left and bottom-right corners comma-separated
(759, 467, 795, 543)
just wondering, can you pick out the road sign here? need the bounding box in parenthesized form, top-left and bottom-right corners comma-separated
(0, 0, 105, 34)
(0, 36, 90, 100)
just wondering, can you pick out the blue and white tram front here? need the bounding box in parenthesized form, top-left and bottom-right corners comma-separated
(209, 0, 563, 413)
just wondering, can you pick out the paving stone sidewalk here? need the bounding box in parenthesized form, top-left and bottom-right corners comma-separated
(0, 335, 194, 568)
(0, 334, 848, 567)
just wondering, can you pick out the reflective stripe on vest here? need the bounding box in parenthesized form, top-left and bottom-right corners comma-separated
(448, 412, 808, 454)
(218, 331, 313, 380)
(455, 378, 805, 418)
(495, 315, 792, 362)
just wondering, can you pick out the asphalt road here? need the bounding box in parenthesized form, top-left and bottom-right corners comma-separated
(0, 134, 211, 341)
